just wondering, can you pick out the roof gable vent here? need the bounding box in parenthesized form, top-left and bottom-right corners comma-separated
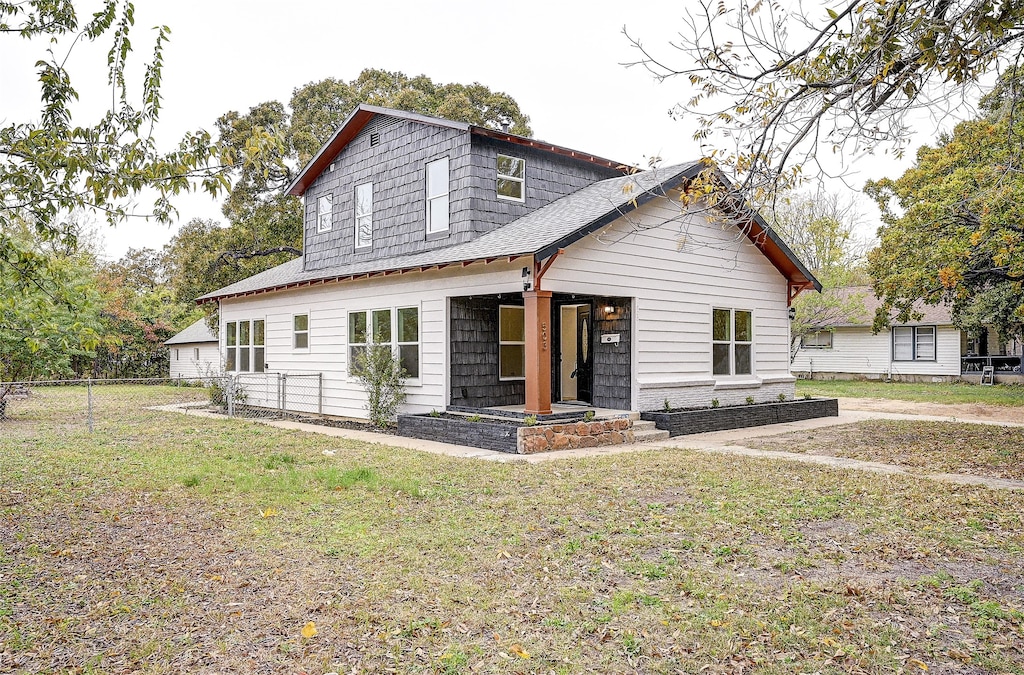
(369, 132, 380, 147)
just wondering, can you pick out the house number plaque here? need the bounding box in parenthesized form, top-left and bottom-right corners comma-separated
(541, 321, 548, 351)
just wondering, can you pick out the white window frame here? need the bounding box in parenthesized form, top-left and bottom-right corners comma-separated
(498, 304, 526, 381)
(347, 306, 421, 382)
(174, 349, 180, 361)
(293, 313, 309, 350)
(893, 325, 936, 361)
(712, 308, 754, 376)
(193, 347, 199, 361)
(496, 154, 525, 203)
(317, 194, 333, 233)
(224, 318, 266, 373)
(354, 182, 373, 250)
(801, 330, 833, 349)
(426, 157, 450, 235)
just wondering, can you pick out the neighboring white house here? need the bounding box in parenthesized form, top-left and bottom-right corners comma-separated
(792, 287, 1023, 382)
(165, 319, 220, 381)
(196, 105, 820, 420)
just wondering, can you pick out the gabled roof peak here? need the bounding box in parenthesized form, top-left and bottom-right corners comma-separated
(286, 104, 629, 196)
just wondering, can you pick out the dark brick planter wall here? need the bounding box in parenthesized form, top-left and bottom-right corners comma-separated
(641, 398, 839, 437)
(398, 414, 518, 453)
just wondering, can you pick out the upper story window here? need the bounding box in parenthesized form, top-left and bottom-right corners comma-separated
(317, 194, 333, 233)
(355, 182, 373, 249)
(712, 308, 753, 376)
(496, 154, 525, 202)
(426, 157, 450, 235)
(893, 326, 935, 361)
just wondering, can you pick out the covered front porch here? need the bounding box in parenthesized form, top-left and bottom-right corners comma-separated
(448, 292, 633, 415)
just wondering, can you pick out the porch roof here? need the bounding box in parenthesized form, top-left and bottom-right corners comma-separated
(198, 160, 820, 304)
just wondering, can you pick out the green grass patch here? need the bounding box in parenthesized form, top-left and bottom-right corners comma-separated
(796, 379, 1024, 406)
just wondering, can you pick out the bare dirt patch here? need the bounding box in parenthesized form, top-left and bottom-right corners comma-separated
(838, 397, 1024, 424)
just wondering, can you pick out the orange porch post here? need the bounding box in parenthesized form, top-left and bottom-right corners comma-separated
(523, 290, 553, 415)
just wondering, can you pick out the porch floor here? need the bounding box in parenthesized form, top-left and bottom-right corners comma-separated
(451, 403, 638, 421)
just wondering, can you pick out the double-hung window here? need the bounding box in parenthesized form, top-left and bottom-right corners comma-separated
(893, 326, 935, 361)
(225, 319, 265, 373)
(499, 305, 526, 380)
(317, 194, 333, 233)
(348, 307, 420, 379)
(293, 314, 309, 349)
(712, 308, 753, 376)
(426, 157, 450, 235)
(496, 154, 525, 202)
(355, 182, 373, 249)
(801, 331, 833, 349)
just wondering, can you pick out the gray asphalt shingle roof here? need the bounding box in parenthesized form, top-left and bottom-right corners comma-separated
(164, 318, 217, 345)
(197, 161, 704, 302)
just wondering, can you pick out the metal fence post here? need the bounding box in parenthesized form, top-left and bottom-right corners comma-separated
(318, 373, 323, 415)
(87, 379, 94, 432)
(280, 373, 288, 412)
(227, 377, 235, 417)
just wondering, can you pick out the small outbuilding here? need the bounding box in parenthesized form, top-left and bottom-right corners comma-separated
(165, 319, 220, 381)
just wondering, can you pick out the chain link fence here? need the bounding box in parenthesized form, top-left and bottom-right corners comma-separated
(0, 374, 323, 433)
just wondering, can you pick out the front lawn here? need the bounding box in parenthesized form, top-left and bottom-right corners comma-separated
(748, 420, 1024, 481)
(2, 387, 1022, 673)
(796, 379, 1024, 406)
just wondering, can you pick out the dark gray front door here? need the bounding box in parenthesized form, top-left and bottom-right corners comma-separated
(575, 306, 593, 403)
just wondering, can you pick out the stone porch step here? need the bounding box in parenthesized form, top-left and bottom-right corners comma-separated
(631, 420, 670, 443)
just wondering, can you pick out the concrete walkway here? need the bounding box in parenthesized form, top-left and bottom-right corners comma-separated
(170, 404, 1024, 491)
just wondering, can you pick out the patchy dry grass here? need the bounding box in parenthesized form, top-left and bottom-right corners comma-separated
(748, 420, 1024, 481)
(2, 387, 1023, 673)
(796, 379, 1024, 407)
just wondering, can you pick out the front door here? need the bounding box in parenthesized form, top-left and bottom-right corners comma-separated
(575, 305, 593, 403)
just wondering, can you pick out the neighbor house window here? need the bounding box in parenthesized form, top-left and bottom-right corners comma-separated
(193, 347, 199, 361)
(293, 314, 309, 349)
(175, 349, 180, 361)
(426, 157, 450, 234)
(496, 154, 525, 202)
(499, 305, 526, 379)
(893, 326, 935, 361)
(317, 194, 333, 233)
(225, 319, 265, 373)
(712, 308, 753, 376)
(355, 182, 373, 249)
(801, 331, 833, 349)
(348, 307, 420, 378)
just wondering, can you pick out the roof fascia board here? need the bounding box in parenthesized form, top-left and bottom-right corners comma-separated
(470, 126, 629, 171)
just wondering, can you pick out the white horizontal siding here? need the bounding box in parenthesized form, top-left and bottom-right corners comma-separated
(168, 343, 220, 380)
(220, 262, 522, 419)
(793, 326, 961, 377)
(542, 196, 795, 408)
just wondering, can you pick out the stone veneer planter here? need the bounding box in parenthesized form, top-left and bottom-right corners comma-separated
(397, 414, 635, 454)
(640, 397, 838, 437)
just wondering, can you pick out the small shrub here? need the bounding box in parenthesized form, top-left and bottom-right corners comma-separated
(467, 414, 482, 422)
(745, 396, 755, 405)
(523, 414, 538, 426)
(711, 398, 719, 408)
(778, 392, 787, 402)
(353, 345, 408, 429)
(583, 410, 596, 422)
(663, 398, 672, 411)
(803, 393, 812, 400)
(428, 409, 441, 418)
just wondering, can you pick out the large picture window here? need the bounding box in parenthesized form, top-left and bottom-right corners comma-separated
(426, 157, 450, 234)
(712, 308, 753, 376)
(348, 307, 420, 378)
(893, 326, 935, 361)
(225, 319, 265, 373)
(355, 182, 373, 249)
(496, 154, 525, 202)
(499, 305, 526, 380)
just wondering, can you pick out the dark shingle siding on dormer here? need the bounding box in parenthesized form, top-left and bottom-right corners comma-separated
(303, 117, 473, 272)
(468, 137, 623, 236)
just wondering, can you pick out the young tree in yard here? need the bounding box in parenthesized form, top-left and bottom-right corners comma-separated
(866, 71, 1024, 341)
(1, 1, 231, 287)
(766, 189, 870, 359)
(353, 345, 407, 430)
(625, 1, 1024, 199)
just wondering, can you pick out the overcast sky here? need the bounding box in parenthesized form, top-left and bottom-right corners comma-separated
(2, 0, 934, 260)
